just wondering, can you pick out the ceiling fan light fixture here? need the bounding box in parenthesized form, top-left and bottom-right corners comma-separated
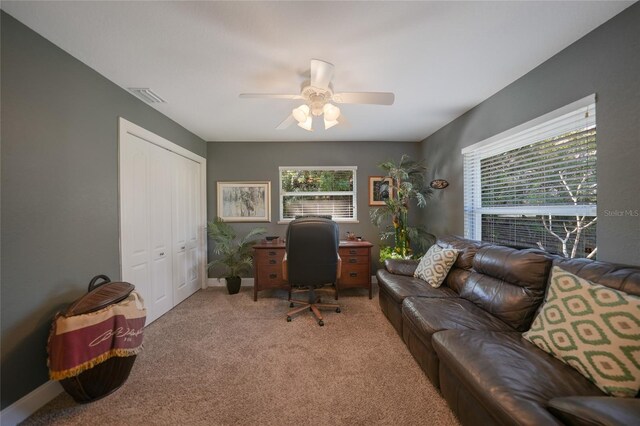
(323, 103, 341, 121)
(297, 116, 313, 131)
(324, 118, 339, 130)
(292, 105, 310, 123)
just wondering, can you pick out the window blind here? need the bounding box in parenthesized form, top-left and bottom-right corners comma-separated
(463, 96, 596, 257)
(279, 166, 357, 222)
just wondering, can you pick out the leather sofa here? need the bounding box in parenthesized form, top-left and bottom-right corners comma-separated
(377, 235, 640, 425)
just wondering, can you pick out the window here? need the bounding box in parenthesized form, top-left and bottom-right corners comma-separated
(279, 166, 357, 222)
(463, 95, 597, 258)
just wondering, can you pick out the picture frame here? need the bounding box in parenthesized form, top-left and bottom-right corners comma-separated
(217, 181, 271, 222)
(369, 176, 393, 206)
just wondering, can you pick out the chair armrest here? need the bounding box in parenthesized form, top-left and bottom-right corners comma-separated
(548, 396, 640, 426)
(336, 254, 342, 280)
(282, 253, 288, 281)
(384, 259, 419, 276)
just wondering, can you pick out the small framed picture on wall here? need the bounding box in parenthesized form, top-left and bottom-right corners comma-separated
(217, 181, 271, 222)
(369, 176, 393, 206)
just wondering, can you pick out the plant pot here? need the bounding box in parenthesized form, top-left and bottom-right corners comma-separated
(225, 276, 242, 295)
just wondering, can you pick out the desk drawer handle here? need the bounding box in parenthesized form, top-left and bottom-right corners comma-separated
(159, 252, 165, 256)
(349, 272, 358, 278)
(269, 273, 277, 279)
(268, 251, 277, 256)
(269, 259, 277, 265)
(349, 249, 357, 254)
(348, 258, 358, 263)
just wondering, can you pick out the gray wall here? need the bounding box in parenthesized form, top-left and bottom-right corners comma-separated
(420, 3, 640, 266)
(1, 12, 206, 409)
(206, 141, 421, 275)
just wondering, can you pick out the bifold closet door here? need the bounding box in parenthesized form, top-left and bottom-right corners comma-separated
(120, 133, 174, 323)
(173, 154, 202, 305)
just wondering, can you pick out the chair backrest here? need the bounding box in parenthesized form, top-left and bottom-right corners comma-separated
(285, 217, 340, 286)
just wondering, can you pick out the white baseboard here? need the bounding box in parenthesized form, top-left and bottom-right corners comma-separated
(207, 277, 254, 287)
(0, 380, 63, 426)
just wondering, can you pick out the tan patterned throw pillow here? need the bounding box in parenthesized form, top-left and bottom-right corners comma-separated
(413, 245, 458, 288)
(523, 266, 640, 397)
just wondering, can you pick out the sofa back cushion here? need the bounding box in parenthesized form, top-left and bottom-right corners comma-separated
(458, 245, 553, 331)
(436, 235, 489, 294)
(552, 257, 640, 297)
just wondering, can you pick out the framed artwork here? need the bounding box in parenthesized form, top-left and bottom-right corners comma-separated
(217, 181, 271, 222)
(369, 176, 393, 206)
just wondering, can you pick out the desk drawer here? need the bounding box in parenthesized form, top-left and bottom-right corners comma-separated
(339, 247, 369, 257)
(342, 255, 368, 265)
(257, 265, 287, 288)
(339, 264, 369, 287)
(256, 256, 284, 267)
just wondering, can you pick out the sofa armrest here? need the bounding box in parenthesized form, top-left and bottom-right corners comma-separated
(384, 259, 419, 276)
(548, 396, 640, 426)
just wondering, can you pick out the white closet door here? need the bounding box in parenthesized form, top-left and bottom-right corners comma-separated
(173, 155, 201, 304)
(185, 158, 202, 297)
(147, 143, 174, 320)
(120, 133, 152, 317)
(121, 133, 173, 323)
(120, 118, 206, 324)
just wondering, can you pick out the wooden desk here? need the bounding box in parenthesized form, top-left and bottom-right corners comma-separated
(252, 239, 374, 301)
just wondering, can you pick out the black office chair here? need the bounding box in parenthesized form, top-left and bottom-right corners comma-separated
(282, 217, 341, 326)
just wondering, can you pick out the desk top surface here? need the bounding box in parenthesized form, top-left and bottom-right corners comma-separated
(253, 239, 373, 249)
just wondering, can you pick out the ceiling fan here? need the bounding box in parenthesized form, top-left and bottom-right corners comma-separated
(239, 59, 395, 131)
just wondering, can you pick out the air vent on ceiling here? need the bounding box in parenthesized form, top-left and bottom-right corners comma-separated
(128, 88, 166, 103)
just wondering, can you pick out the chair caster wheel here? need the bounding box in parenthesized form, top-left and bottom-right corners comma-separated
(286, 316, 292, 322)
(289, 302, 294, 308)
(336, 307, 341, 313)
(318, 320, 324, 326)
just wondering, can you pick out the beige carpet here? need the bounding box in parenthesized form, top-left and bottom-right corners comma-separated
(23, 286, 460, 425)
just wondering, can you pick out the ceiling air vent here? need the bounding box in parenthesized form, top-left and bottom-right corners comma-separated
(128, 88, 166, 103)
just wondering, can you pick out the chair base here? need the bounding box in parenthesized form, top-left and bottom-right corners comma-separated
(286, 287, 340, 326)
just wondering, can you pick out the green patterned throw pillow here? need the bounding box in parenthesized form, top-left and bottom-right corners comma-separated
(523, 266, 640, 397)
(413, 245, 458, 288)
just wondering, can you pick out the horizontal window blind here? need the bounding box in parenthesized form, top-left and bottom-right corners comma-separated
(463, 96, 597, 258)
(279, 167, 357, 222)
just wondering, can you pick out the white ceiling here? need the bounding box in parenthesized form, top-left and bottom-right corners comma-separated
(2, 1, 632, 142)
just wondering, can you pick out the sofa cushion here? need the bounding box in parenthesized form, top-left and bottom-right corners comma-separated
(553, 257, 640, 297)
(436, 235, 488, 270)
(458, 245, 553, 331)
(376, 270, 457, 304)
(433, 330, 604, 425)
(402, 297, 514, 343)
(383, 259, 419, 277)
(524, 266, 640, 397)
(548, 396, 640, 426)
(413, 245, 458, 287)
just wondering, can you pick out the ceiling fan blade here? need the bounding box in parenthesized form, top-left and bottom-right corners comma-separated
(310, 59, 334, 90)
(239, 93, 302, 100)
(276, 114, 296, 130)
(332, 92, 395, 105)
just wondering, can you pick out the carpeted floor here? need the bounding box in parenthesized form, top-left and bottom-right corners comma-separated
(23, 286, 460, 425)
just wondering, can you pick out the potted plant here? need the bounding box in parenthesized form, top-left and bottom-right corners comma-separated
(207, 217, 266, 294)
(370, 154, 435, 260)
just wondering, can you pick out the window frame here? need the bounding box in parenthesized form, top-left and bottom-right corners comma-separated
(462, 94, 596, 244)
(278, 166, 358, 223)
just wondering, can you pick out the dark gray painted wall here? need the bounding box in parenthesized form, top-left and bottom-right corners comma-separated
(420, 3, 640, 266)
(1, 12, 206, 409)
(206, 141, 421, 275)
